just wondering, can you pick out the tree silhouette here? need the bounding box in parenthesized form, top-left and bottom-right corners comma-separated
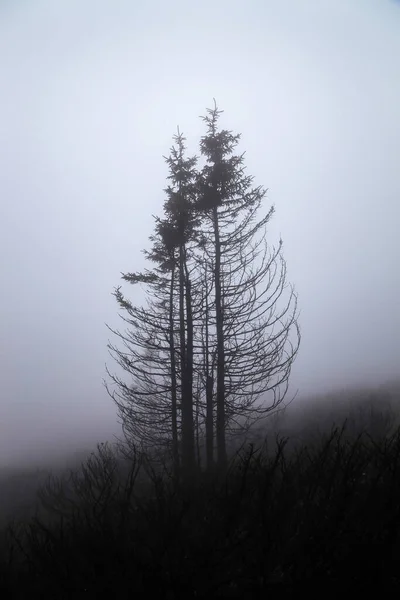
(194, 100, 300, 469)
(106, 102, 300, 480)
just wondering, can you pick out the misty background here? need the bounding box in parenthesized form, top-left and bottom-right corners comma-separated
(0, 0, 399, 468)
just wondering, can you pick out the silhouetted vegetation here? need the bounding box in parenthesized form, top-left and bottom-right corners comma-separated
(106, 101, 300, 482)
(1, 384, 400, 597)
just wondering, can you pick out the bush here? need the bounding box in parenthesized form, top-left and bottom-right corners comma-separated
(1, 420, 400, 597)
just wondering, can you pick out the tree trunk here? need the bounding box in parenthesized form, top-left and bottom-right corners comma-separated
(204, 263, 214, 472)
(213, 206, 227, 471)
(168, 262, 180, 480)
(206, 374, 214, 471)
(184, 252, 195, 476)
(180, 244, 195, 481)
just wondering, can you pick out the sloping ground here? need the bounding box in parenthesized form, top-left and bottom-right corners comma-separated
(251, 378, 400, 453)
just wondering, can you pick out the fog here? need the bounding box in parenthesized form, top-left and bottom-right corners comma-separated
(0, 0, 399, 468)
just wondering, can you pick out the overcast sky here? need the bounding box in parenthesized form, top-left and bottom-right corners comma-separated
(0, 0, 399, 467)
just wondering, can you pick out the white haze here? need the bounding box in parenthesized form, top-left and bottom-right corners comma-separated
(0, 0, 399, 467)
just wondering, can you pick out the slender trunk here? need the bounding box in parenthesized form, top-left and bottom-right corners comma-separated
(206, 374, 214, 470)
(184, 250, 195, 477)
(213, 206, 227, 471)
(168, 262, 180, 480)
(196, 387, 201, 469)
(179, 244, 187, 461)
(179, 244, 195, 481)
(204, 264, 214, 471)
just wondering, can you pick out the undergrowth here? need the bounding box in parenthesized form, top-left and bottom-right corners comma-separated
(1, 418, 400, 597)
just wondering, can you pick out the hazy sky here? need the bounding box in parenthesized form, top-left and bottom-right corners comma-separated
(1, 0, 399, 466)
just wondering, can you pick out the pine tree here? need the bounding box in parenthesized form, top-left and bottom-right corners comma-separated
(106, 102, 300, 480)
(106, 131, 199, 481)
(194, 101, 300, 469)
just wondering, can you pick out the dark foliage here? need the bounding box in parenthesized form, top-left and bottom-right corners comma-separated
(1, 413, 400, 598)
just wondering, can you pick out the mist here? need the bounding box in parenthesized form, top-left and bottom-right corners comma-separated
(0, 0, 399, 468)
